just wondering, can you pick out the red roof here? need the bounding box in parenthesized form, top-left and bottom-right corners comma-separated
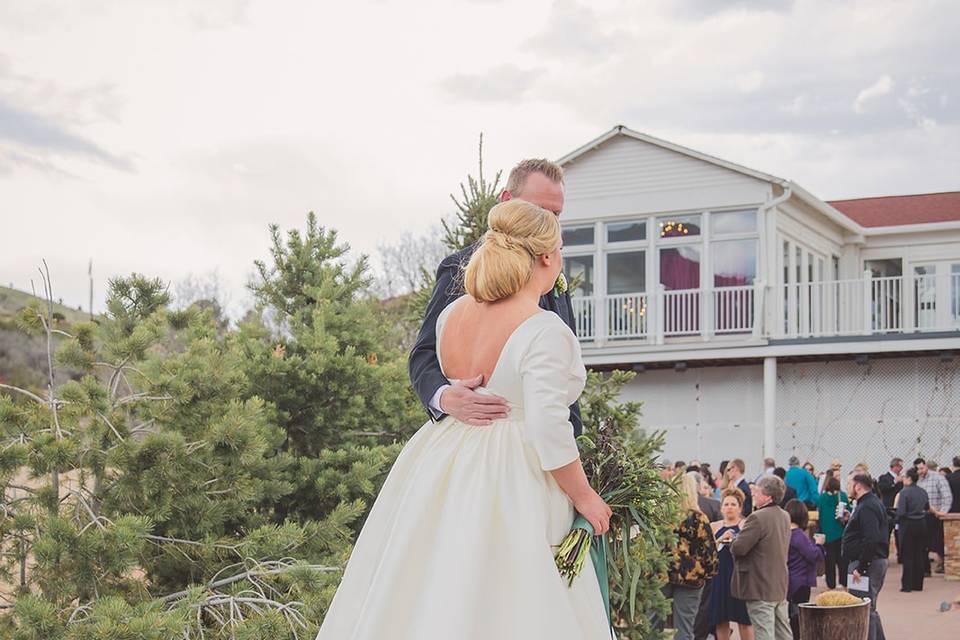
(827, 192, 960, 228)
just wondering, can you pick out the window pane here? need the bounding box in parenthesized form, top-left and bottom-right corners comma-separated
(712, 209, 757, 234)
(562, 225, 594, 246)
(607, 220, 646, 243)
(865, 259, 903, 278)
(659, 246, 701, 290)
(607, 251, 646, 294)
(713, 239, 757, 287)
(563, 255, 594, 296)
(952, 264, 960, 324)
(657, 214, 701, 238)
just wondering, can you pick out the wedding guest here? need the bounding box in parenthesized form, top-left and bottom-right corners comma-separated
(668, 473, 719, 640)
(878, 458, 904, 562)
(716, 460, 730, 500)
(692, 471, 722, 523)
(785, 456, 819, 509)
(727, 459, 753, 516)
(692, 469, 720, 639)
(701, 463, 717, 493)
(818, 459, 842, 493)
(948, 456, 960, 513)
(817, 475, 850, 589)
(731, 476, 792, 640)
(854, 462, 870, 475)
(915, 457, 953, 574)
(659, 458, 675, 481)
(878, 458, 904, 510)
(895, 467, 929, 592)
(784, 499, 825, 639)
(754, 458, 776, 483)
(842, 473, 889, 640)
(939, 467, 951, 478)
(802, 461, 815, 477)
(709, 489, 754, 640)
(772, 467, 797, 506)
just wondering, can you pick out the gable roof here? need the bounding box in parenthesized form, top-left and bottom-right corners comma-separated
(557, 126, 959, 235)
(827, 192, 960, 228)
(557, 125, 788, 186)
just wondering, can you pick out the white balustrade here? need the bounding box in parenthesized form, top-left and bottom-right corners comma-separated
(567, 272, 960, 344)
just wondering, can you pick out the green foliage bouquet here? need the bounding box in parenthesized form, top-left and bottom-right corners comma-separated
(555, 371, 680, 639)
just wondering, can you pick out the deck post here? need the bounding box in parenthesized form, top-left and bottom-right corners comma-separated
(862, 269, 873, 335)
(763, 356, 777, 460)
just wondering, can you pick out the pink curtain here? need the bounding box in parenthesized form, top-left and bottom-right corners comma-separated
(660, 249, 700, 290)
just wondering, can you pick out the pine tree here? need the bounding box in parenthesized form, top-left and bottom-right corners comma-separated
(578, 370, 680, 640)
(0, 212, 423, 637)
(404, 135, 502, 327)
(440, 133, 502, 252)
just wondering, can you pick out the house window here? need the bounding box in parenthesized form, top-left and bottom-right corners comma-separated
(712, 239, 757, 287)
(563, 255, 594, 297)
(562, 225, 595, 246)
(607, 251, 646, 294)
(606, 221, 646, 243)
(711, 209, 756, 234)
(952, 264, 960, 325)
(657, 214, 701, 238)
(660, 246, 701, 290)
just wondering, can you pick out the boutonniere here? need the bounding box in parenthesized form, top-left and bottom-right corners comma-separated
(553, 272, 568, 297)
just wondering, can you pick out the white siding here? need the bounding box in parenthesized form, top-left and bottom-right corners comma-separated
(561, 135, 770, 221)
(621, 355, 960, 478)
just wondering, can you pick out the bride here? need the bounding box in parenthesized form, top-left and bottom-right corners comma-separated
(316, 199, 613, 639)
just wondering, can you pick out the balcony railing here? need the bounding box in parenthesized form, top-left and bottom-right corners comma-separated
(571, 272, 960, 345)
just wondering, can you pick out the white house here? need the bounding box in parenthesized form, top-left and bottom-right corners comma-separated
(557, 126, 960, 475)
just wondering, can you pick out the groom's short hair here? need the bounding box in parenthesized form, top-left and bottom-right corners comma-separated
(505, 158, 564, 196)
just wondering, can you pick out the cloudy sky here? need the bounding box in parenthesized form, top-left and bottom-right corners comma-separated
(1, 0, 957, 314)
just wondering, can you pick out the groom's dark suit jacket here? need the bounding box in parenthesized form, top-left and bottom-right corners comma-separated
(408, 243, 584, 436)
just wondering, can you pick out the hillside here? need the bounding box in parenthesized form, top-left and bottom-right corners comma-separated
(0, 286, 92, 389)
(0, 285, 91, 326)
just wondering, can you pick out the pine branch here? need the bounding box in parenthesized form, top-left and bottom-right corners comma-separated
(0, 383, 48, 405)
(160, 562, 338, 603)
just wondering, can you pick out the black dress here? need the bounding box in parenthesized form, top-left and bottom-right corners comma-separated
(708, 525, 752, 629)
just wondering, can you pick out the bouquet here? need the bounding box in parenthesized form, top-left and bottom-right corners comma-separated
(554, 417, 677, 623)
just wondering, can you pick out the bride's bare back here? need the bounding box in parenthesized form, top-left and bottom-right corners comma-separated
(438, 296, 542, 385)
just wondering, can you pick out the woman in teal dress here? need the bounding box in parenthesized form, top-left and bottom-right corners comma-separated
(817, 475, 850, 588)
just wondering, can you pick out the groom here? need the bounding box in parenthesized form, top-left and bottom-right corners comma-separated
(409, 158, 583, 435)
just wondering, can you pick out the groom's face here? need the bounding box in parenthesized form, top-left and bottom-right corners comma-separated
(501, 172, 564, 216)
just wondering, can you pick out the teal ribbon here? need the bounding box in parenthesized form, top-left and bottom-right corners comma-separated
(571, 514, 612, 631)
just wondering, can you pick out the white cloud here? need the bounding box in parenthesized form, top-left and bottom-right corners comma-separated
(737, 70, 765, 93)
(1, 0, 958, 315)
(853, 75, 894, 114)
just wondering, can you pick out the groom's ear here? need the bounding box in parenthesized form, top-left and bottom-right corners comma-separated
(499, 189, 512, 203)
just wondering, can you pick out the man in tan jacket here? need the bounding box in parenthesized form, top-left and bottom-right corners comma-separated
(731, 475, 792, 640)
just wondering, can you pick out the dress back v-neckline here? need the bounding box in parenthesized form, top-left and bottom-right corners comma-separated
(436, 295, 546, 390)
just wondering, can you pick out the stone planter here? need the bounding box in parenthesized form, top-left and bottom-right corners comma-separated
(941, 513, 960, 581)
(798, 598, 870, 640)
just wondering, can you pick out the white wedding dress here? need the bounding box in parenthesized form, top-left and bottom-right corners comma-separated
(316, 295, 611, 639)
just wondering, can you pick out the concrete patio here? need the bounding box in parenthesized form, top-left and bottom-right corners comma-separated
(719, 562, 960, 639)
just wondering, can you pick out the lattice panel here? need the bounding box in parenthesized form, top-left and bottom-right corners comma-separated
(777, 356, 960, 473)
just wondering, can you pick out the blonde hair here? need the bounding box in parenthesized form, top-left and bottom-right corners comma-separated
(679, 472, 702, 514)
(505, 158, 564, 196)
(464, 199, 561, 303)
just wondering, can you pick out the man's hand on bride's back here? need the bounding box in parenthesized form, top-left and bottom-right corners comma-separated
(439, 375, 510, 426)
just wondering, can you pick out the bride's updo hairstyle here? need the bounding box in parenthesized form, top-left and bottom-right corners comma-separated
(464, 199, 561, 303)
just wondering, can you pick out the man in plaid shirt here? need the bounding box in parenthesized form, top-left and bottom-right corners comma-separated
(915, 458, 953, 574)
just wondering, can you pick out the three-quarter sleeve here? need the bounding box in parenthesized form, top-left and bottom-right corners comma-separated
(519, 318, 583, 471)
